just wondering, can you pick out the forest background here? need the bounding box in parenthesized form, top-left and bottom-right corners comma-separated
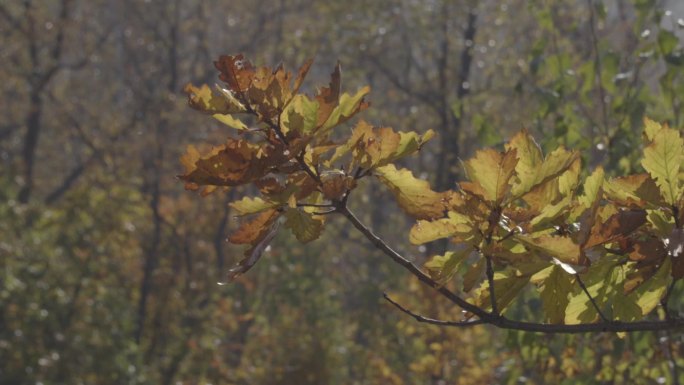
(2, 0, 684, 384)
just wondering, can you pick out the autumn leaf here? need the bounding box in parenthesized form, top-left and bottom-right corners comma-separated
(641, 125, 683, 205)
(505, 129, 578, 199)
(214, 54, 256, 93)
(319, 86, 370, 133)
(583, 209, 646, 249)
(184, 83, 246, 115)
(472, 270, 530, 314)
(515, 234, 582, 265)
(604, 173, 663, 207)
(375, 164, 447, 220)
(222, 209, 281, 282)
(178, 138, 291, 192)
(330, 121, 434, 170)
(642, 117, 662, 141)
(320, 171, 356, 200)
(281, 94, 319, 135)
(229, 209, 281, 245)
(506, 128, 543, 197)
(632, 256, 672, 315)
(564, 258, 621, 324)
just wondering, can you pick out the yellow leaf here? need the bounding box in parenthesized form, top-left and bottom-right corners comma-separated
(230, 196, 278, 216)
(515, 234, 581, 265)
(633, 256, 671, 315)
(539, 265, 574, 324)
(375, 164, 446, 220)
(184, 83, 245, 114)
(642, 117, 661, 142)
(424, 247, 472, 284)
(409, 211, 471, 245)
(580, 167, 605, 208)
(463, 148, 518, 203)
(213, 113, 248, 130)
(641, 125, 683, 205)
(506, 128, 543, 197)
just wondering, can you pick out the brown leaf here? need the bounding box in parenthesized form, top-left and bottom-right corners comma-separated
(229, 209, 281, 245)
(321, 172, 356, 200)
(629, 238, 667, 262)
(214, 54, 256, 93)
(315, 63, 342, 128)
(178, 138, 291, 192)
(223, 218, 280, 283)
(584, 209, 647, 249)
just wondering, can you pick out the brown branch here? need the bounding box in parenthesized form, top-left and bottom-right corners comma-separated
(336, 204, 493, 320)
(383, 293, 485, 327)
(337, 202, 684, 333)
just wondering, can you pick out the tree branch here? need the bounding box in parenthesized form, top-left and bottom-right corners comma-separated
(485, 255, 498, 315)
(337, 202, 684, 333)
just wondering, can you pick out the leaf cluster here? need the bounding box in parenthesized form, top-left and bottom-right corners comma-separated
(181, 54, 684, 332)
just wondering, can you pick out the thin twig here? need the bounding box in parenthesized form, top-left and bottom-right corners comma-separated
(485, 255, 498, 315)
(383, 293, 485, 327)
(297, 203, 334, 208)
(311, 209, 336, 216)
(662, 280, 678, 320)
(575, 273, 610, 323)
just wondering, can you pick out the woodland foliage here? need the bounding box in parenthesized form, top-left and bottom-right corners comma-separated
(4, 1, 684, 384)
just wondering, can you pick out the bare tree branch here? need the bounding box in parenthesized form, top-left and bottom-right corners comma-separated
(383, 293, 485, 327)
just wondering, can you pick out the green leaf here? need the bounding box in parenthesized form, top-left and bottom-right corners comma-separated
(375, 164, 446, 220)
(539, 265, 574, 324)
(283, 208, 324, 243)
(641, 126, 683, 205)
